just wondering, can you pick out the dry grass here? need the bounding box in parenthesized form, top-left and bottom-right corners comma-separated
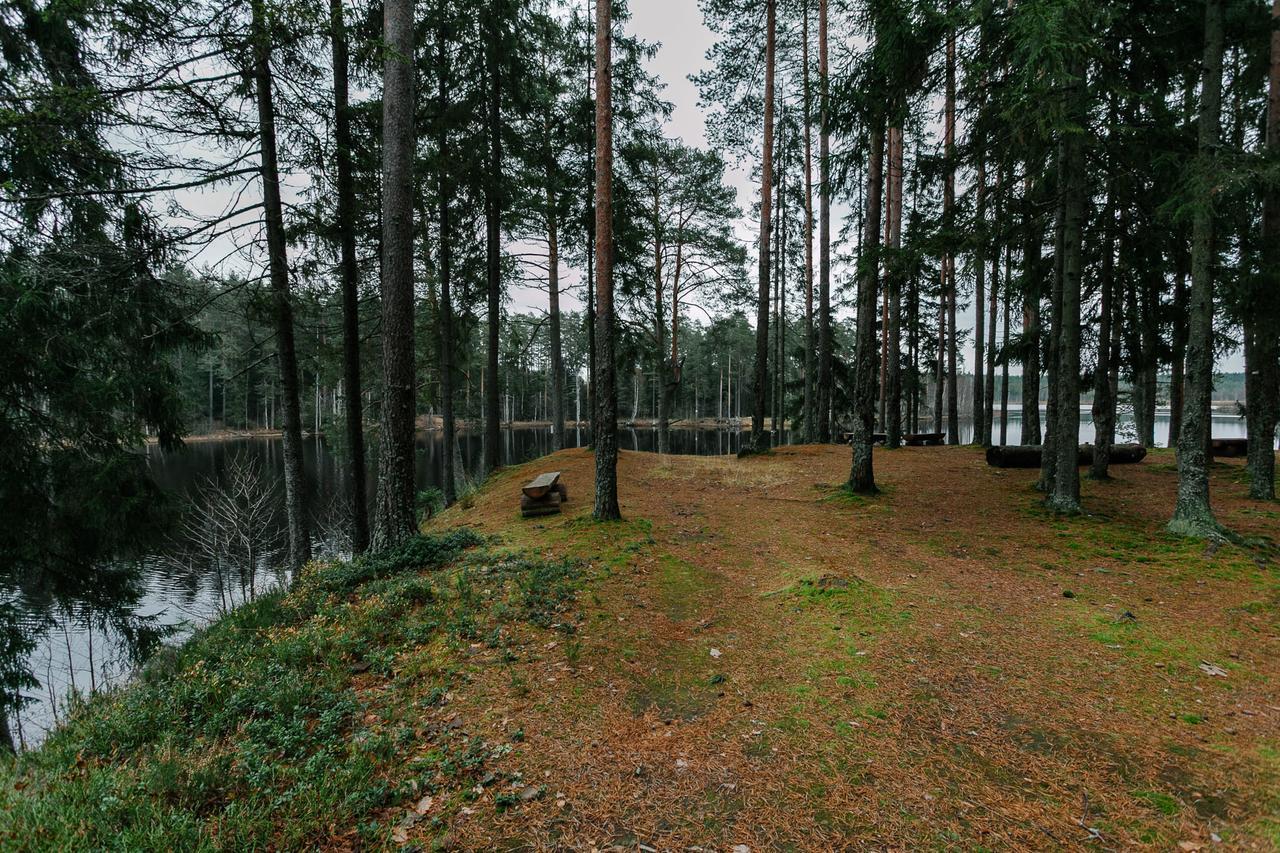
(406, 444, 1280, 851)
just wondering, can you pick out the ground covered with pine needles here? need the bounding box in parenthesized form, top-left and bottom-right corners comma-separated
(3, 444, 1279, 850)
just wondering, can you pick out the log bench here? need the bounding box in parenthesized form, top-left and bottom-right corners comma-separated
(1209, 437, 1248, 458)
(521, 471, 567, 517)
(848, 431, 945, 446)
(986, 443, 1147, 469)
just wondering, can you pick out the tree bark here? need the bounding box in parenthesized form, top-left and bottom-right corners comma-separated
(484, 11, 503, 474)
(817, 0, 832, 443)
(371, 0, 418, 550)
(1090, 173, 1116, 481)
(887, 125, 904, 448)
(1169, 0, 1225, 537)
(749, 0, 776, 455)
(592, 0, 620, 520)
(436, 28, 457, 506)
(984, 167, 1000, 447)
(1246, 0, 1279, 500)
(1021, 171, 1042, 445)
(943, 25, 958, 446)
(547, 158, 565, 452)
(1048, 67, 1086, 515)
(802, 0, 816, 442)
(973, 151, 987, 446)
(330, 0, 368, 551)
(252, 0, 310, 568)
(849, 123, 884, 494)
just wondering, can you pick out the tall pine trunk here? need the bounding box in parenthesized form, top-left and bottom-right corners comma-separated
(802, 0, 816, 442)
(984, 167, 1000, 446)
(484, 13, 503, 473)
(371, 0, 417, 550)
(849, 123, 884, 493)
(436, 29, 457, 506)
(1169, 0, 1225, 537)
(943, 25, 958, 445)
(887, 125, 904, 448)
(1048, 65, 1086, 515)
(1090, 175, 1116, 480)
(547, 162, 565, 451)
(817, 0, 832, 442)
(330, 0, 368, 551)
(1247, 0, 1279, 499)
(252, 0, 310, 568)
(1020, 171, 1042, 445)
(749, 0, 776, 455)
(973, 151, 987, 446)
(592, 0, 620, 520)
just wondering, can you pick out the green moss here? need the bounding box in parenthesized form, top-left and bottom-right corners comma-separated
(1132, 789, 1181, 816)
(0, 530, 581, 851)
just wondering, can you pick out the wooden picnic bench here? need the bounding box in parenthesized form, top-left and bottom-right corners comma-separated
(1209, 437, 1248, 458)
(521, 471, 567, 518)
(846, 431, 945, 446)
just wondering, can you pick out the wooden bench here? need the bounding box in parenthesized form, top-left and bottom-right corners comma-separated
(1209, 438, 1248, 458)
(521, 471, 567, 518)
(844, 431, 945, 446)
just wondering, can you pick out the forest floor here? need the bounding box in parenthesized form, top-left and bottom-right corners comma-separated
(4, 444, 1279, 851)
(401, 444, 1280, 851)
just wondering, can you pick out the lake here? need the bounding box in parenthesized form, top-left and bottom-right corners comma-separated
(4, 409, 1255, 747)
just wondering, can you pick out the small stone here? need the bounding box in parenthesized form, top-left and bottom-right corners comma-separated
(519, 785, 542, 803)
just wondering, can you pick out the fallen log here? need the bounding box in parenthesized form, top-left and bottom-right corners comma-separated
(904, 432, 946, 446)
(985, 443, 1147, 469)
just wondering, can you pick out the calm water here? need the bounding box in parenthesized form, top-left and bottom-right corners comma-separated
(5, 410, 1256, 747)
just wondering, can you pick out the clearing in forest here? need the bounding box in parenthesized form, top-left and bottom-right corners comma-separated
(4, 444, 1279, 851)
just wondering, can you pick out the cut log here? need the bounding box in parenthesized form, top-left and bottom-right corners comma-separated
(555, 482, 568, 502)
(521, 490, 562, 517)
(985, 443, 1147, 468)
(521, 471, 561, 499)
(1209, 438, 1247, 458)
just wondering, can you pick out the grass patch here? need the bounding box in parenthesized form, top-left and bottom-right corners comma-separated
(0, 529, 585, 851)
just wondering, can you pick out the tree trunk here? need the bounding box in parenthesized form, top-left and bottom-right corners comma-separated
(887, 125, 904, 448)
(802, 0, 816, 442)
(1039, 150, 1066, 496)
(984, 169, 1000, 447)
(849, 123, 884, 494)
(371, 0, 418, 551)
(484, 12, 503, 474)
(1169, 0, 1225, 537)
(436, 28, 457, 506)
(943, 25, 958, 446)
(1020, 171, 1042, 445)
(817, 0, 832, 443)
(1000, 243, 1011, 444)
(330, 0, 368, 551)
(973, 151, 986, 446)
(749, 0, 776, 455)
(1090, 174, 1116, 481)
(252, 0, 310, 568)
(592, 0, 620, 520)
(1246, 0, 1279, 500)
(547, 163, 565, 452)
(1170, 262, 1188, 445)
(1048, 68, 1085, 515)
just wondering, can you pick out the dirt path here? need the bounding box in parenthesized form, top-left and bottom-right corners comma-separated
(417, 445, 1280, 851)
